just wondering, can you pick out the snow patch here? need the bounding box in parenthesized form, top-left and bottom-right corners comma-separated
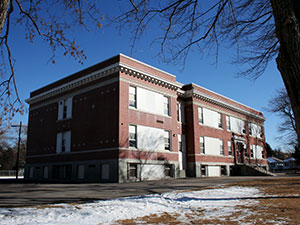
(0, 186, 262, 224)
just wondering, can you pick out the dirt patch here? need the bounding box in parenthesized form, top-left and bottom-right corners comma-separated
(116, 212, 181, 225)
(116, 178, 300, 224)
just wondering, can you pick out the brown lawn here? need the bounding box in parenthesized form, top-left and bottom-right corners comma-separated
(115, 177, 300, 225)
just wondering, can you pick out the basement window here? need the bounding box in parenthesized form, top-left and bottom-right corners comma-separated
(128, 163, 138, 179)
(201, 165, 207, 176)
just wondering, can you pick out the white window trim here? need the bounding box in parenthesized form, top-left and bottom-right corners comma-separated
(129, 125, 137, 148)
(58, 97, 72, 120)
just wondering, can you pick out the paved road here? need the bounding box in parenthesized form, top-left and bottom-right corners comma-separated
(0, 176, 294, 207)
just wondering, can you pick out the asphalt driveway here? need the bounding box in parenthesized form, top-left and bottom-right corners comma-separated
(0, 176, 294, 207)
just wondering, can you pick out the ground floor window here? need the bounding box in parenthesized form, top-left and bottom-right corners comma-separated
(165, 164, 173, 177)
(43, 166, 49, 179)
(53, 165, 72, 179)
(29, 167, 34, 178)
(77, 165, 85, 179)
(201, 165, 207, 176)
(101, 164, 110, 180)
(221, 166, 227, 176)
(229, 166, 234, 176)
(128, 163, 138, 179)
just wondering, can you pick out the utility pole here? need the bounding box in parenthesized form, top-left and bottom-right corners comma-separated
(12, 122, 22, 180)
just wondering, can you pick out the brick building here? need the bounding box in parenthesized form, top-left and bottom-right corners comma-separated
(25, 54, 267, 182)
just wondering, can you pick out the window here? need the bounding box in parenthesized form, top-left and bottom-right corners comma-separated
(177, 103, 184, 122)
(164, 130, 171, 150)
(220, 140, 224, 155)
(250, 145, 254, 158)
(43, 166, 49, 179)
(61, 133, 66, 153)
(129, 86, 137, 108)
(228, 141, 232, 156)
(245, 148, 249, 157)
(177, 103, 180, 121)
(249, 123, 252, 135)
(29, 167, 34, 178)
(58, 98, 72, 120)
(201, 165, 207, 176)
(218, 113, 223, 128)
(226, 116, 231, 130)
(165, 164, 173, 177)
(128, 163, 138, 179)
(77, 165, 85, 179)
(259, 126, 263, 138)
(63, 99, 68, 119)
(178, 134, 182, 152)
(163, 96, 170, 116)
(262, 150, 265, 159)
(129, 125, 137, 148)
(56, 131, 71, 153)
(200, 136, 205, 154)
(101, 164, 110, 180)
(242, 122, 246, 134)
(221, 166, 227, 176)
(198, 107, 203, 124)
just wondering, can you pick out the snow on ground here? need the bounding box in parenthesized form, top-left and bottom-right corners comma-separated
(0, 186, 262, 225)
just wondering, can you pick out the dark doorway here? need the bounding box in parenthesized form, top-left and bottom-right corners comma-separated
(236, 142, 244, 164)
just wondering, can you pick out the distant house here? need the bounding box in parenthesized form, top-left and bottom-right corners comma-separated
(268, 157, 283, 171)
(283, 157, 299, 170)
(24, 54, 268, 183)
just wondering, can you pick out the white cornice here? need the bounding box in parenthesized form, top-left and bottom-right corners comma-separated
(119, 62, 182, 90)
(183, 89, 265, 121)
(189, 82, 262, 114)
(25, 63, 120, 105)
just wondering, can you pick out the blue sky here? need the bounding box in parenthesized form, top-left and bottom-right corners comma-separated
(8, 1, 285, 150)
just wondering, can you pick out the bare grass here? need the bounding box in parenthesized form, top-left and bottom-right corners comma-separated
(116, 177, 300, 224)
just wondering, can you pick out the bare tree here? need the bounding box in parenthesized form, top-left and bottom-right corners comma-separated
(112, 0, 300, 145)
(0, 0, 103, 126)
(267, 88, 297, 147)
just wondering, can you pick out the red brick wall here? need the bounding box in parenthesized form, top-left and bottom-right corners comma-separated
(71, 82, 119, 151)
(26, 149, 118, 164)
(183, 96, 267, 166)
(27, 103, 58, 156)
(26, 79, 119, 160)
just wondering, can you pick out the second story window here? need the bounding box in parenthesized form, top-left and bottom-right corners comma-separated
(129, 86, 137, 108)
(200, 136, 205, 154)
(61, 133, 66, 152)
(56, 131, 71, 153)
(129, 125, 137, 148)
(163, 96, 170, 116)
(262, 149, 265, 158)
(198, 107, 203, 124)
(164, 130, 171, 150)
(218, 113, 223, 128)
(220, 140, 224, 155)
(228, 141, 232, 155)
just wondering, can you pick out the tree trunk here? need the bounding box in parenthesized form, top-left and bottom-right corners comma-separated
(271, 0, 300, 146)
(0, 0, 9, 35)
